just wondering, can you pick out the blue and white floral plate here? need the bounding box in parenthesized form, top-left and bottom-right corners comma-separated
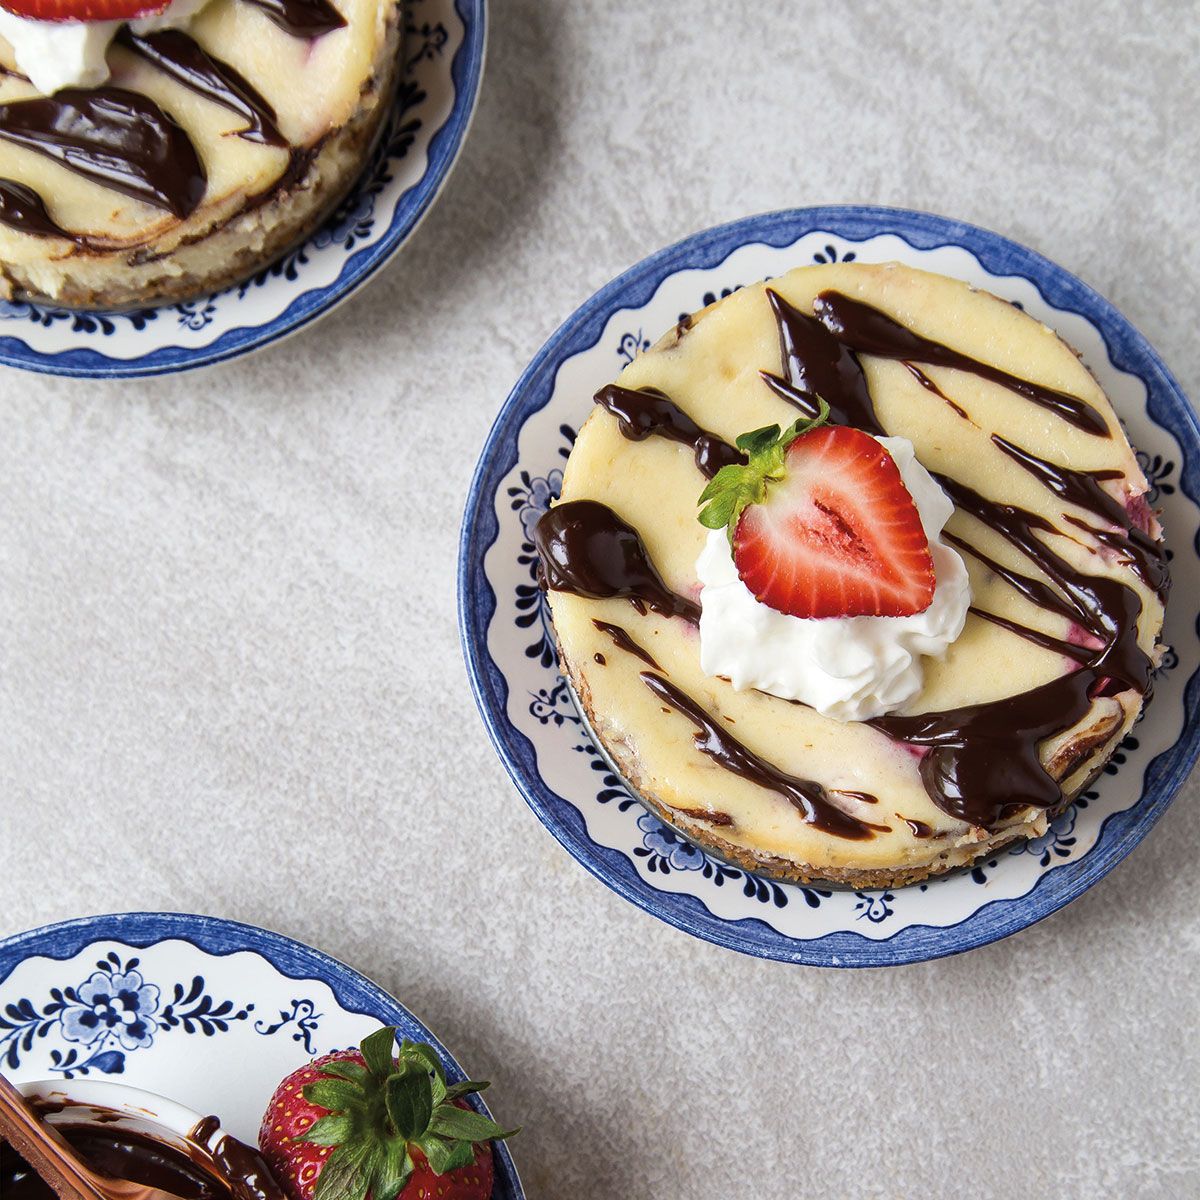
(0, 912, 523, 1197)
(458, 205, 1200, 968)
(0, 0, 485, 378)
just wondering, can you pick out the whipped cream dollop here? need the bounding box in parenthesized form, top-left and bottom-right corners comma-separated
(0, 0, 210, 96)
(696, 435, 971, 722)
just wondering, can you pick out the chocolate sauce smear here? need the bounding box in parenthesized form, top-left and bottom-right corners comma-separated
(593, 618, 663, 670)
(968, 606, 1094, 664)
(594, 383, 744, 478)
(760, 288, 883, 435)
(535, 500, 700, 623)
(0, 88, 205, 219)
(243, 0, 347, 37)
(190, 1117, 286, 1200)
(811, 289, 1108, 436)
(640, 672, 886, 839)
(903, 361, 973, 422)
(869, 475, 1152, 827)
(992, 434, 1168, 597)
(942, 530, 1081, 626)
(120, 30, 286, 147)
(812, 290, 1111, 437)
(0, 178, 68, 238)
(872, 666, 1106, 827)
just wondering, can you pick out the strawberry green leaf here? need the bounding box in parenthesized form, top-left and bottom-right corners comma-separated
(371, 1141, 413, 1200)
(312, 1147, 366, 1200)
(384, 1062, 433, 1141)
(428, 1105, 518, 1143)
(696, 397, 830, 544)
(344, 1170, 369, 1200)
(297, 1114, 355, 1146)
(735, 423, 783, 456)
(416, 1134, 476, 1176)
(696, 476, 745, 529)
(303, 1078, 364, 1113)
(318, 1061, 370, 1084)
(359, 1026, 397, 1078)
(399, 1041, 446, 1086)
(443, 1081, 490, 1102)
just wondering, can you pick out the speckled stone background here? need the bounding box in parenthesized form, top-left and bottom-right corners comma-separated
(3, 2, 1199, 1196)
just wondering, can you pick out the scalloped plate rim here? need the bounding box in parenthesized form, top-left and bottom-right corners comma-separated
(458, 203, 1200, 968)
(0, 909, 524, 1196)
(0, 0, 486, 380)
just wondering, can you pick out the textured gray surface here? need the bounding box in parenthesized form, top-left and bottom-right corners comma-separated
(2, 1, 1199, 1196)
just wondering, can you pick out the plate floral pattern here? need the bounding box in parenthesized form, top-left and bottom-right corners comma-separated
(459, 206, 1200, 967)
(0, 0, 485, 378)
(0, 912, 523, 1197)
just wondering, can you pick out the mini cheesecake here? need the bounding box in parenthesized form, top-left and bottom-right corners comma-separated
(535, 262, 1169, 888)
(0, 0, 401, 308)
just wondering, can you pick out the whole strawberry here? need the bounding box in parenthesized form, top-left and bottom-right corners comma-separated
(259, 1027, 516, 1200)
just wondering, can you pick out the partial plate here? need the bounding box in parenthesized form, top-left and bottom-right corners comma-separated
(0, 912, 523, 1198)
(0, 0, 485, 379)
(458, 204, 1200, 968)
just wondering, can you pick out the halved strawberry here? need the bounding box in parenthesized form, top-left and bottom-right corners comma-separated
(698, 404, 935, 618)
(0, 0, 168, 22)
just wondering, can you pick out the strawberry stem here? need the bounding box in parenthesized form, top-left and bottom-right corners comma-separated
(697, 396, 830, 543)
(295, 1028, 518, 1200)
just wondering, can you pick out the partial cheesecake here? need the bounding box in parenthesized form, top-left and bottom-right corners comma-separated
(535, 261, 1168, 888)
(0, 0, 401, 308)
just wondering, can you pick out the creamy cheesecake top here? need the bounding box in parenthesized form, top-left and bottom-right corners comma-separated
(535, 262, 1167, 876)
(0, 0, 394, 250)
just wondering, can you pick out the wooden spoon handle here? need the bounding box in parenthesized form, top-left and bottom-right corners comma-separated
(0, 1074, 109, 1200)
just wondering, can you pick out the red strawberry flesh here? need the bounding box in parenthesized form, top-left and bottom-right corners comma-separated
(733, 425, 935, 619)
(0, 0, 169, 23)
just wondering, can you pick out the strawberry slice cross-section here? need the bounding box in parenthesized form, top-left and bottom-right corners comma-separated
(0, 0, 168, 22)
(698, 405, 936, 619)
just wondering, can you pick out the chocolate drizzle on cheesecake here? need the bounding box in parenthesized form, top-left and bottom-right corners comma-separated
(967, 606, 1095, 664)
(539, 282, 1166, 838)
(812, 289, 1112, 437)
(640, 671, 887, 840)
(594, 383, 743, 478)
(991, 434, 1168, 597)
(592, 618, 663, 670)
(788, 291, 1158, 827)
(242, 0, 347, 38)
(0, 88, 206, 218)
(0, 178, 68, 238)
(0, 0, 353, 243)
(903, 361, 973, 422)
(535, 500, 700, 624)
(943, 531, 1081, 625)
(119, 29, 286, 148)
(761, 289, 882, 435)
